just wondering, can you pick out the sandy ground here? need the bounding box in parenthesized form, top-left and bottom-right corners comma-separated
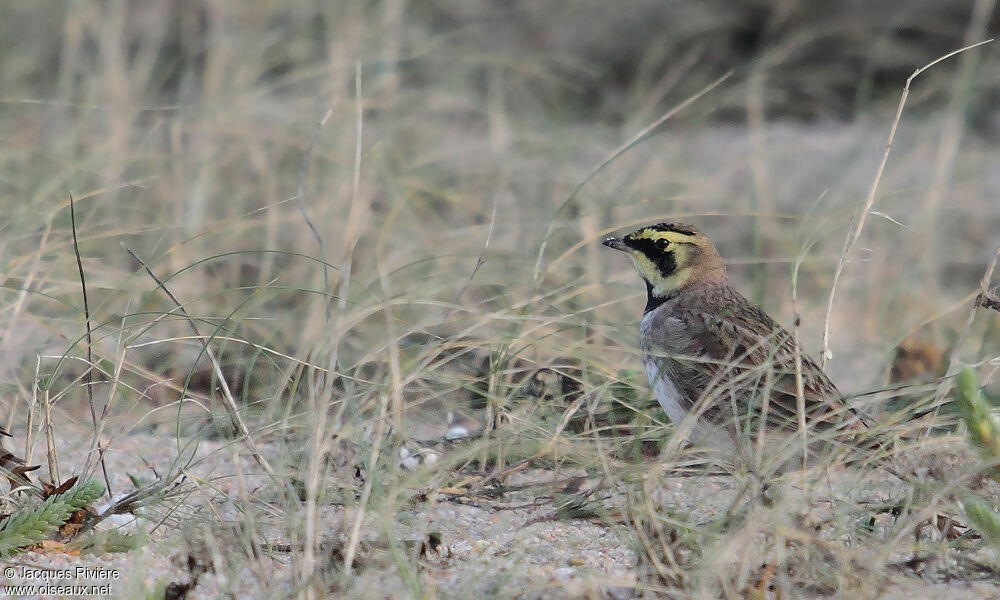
(2, 428, 1000, 600)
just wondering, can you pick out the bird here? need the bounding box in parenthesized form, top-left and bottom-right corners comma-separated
(603, 222, 867, 470)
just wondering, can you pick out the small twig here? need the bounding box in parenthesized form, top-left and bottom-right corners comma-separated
(469, 458, 536, 493)
(790, 247, 808, 470)
(978, 288, 1000, 312)
(69, 193, 112, 497)
(820, 39, 993, 369)
(120, 243, 273, 474)
(25, 356, 41, 469)
(41, 387, 59, 486)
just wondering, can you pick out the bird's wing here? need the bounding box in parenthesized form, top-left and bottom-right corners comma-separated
(657, 298, 857, 434)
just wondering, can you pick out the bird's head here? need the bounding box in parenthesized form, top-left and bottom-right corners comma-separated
(603, 222, 727, 300)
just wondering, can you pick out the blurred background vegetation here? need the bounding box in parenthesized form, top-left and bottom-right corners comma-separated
(2, 0, 997, 410)
(1, 1, 999, 596)
(5, 1, 1000, 121)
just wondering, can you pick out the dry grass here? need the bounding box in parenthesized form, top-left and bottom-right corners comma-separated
(1, 3, 1000, 599)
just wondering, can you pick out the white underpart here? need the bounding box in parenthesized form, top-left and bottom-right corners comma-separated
(643, 358, 687, 425)
(640, 312, 729, 448)
(642, 354, 735, 455)
(640, 312, 691, 426)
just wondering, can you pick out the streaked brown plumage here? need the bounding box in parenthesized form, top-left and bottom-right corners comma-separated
(604, 222, 864, 465)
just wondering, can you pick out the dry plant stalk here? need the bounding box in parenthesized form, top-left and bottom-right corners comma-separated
(69, 193, 113, 496)
(335, 62, 372, 576)
(820, 39, 993, 369)
(41, 387, 59, 486)
(301, 61, 373, 599)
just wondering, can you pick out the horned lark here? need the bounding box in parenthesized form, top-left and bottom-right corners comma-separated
(603, 222, 864, 468)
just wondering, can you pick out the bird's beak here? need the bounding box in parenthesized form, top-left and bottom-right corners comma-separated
(602, 237, 629, 252)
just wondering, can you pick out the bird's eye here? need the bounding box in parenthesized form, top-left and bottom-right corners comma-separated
(655, 239, 669, 250)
